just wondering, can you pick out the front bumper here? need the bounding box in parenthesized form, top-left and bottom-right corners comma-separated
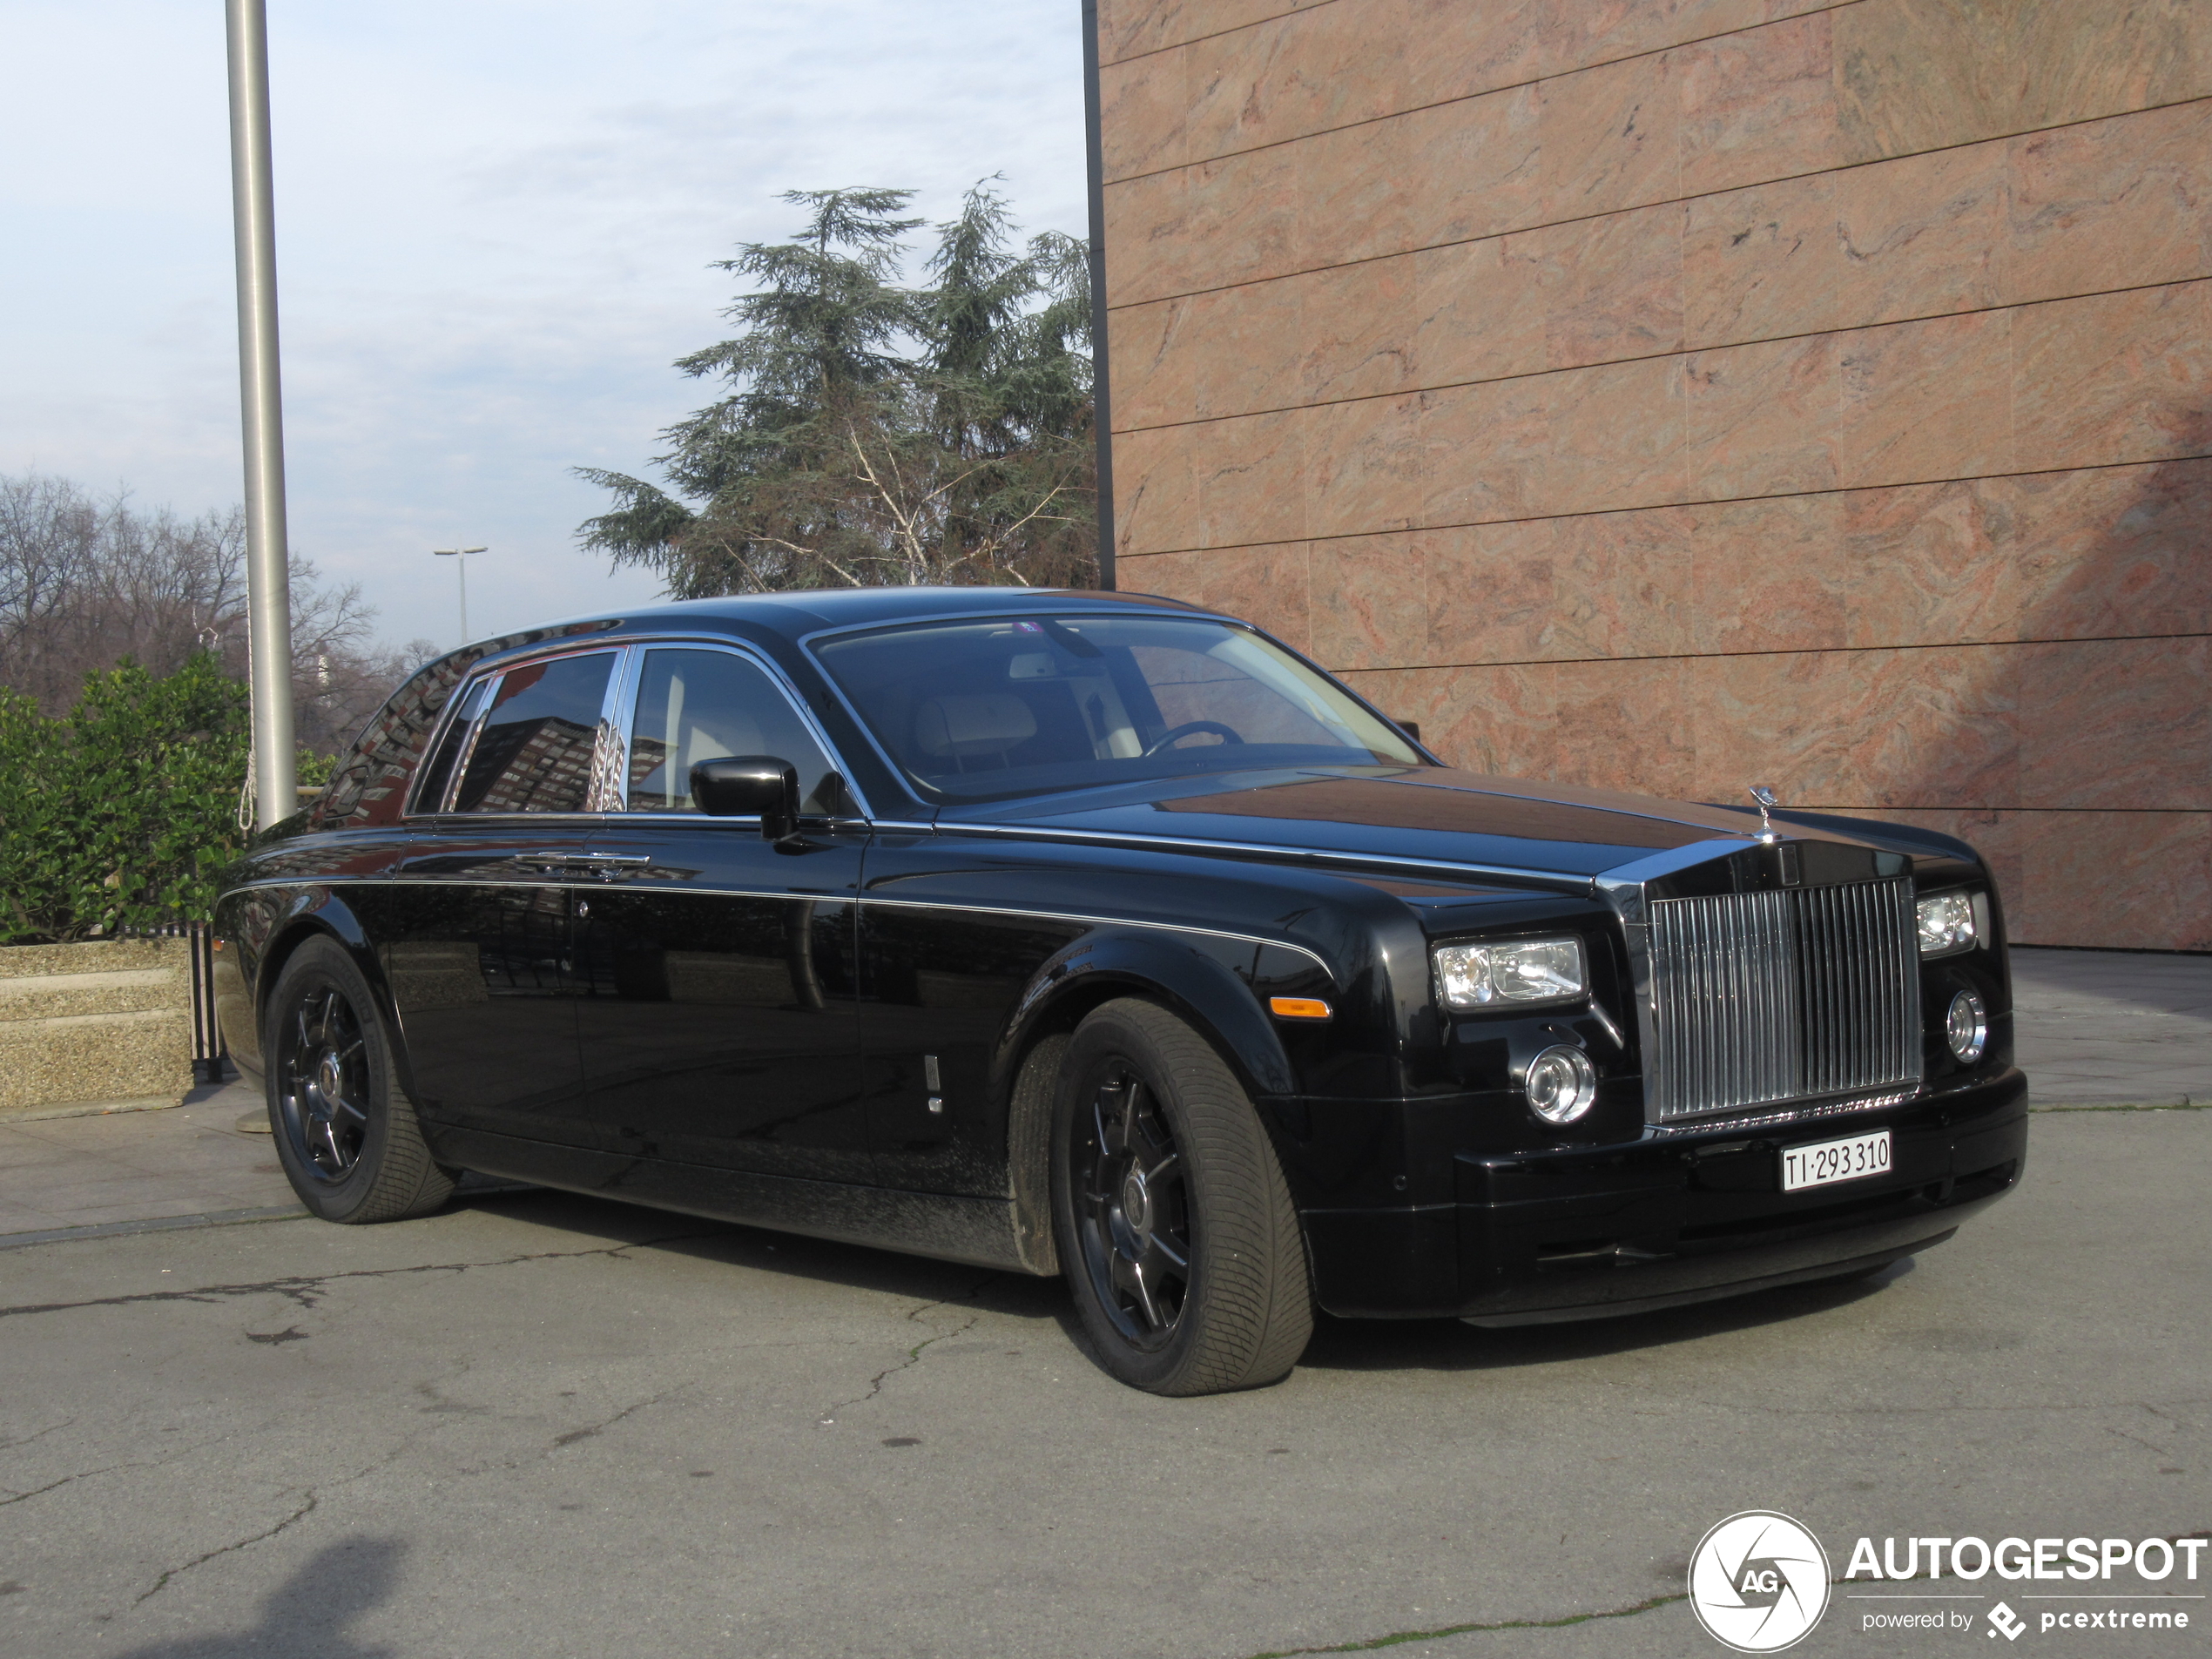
(1298, 1068, 2028, 1321)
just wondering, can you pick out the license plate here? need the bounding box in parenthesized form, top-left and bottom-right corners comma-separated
(1781, 1129, 1892, 1193)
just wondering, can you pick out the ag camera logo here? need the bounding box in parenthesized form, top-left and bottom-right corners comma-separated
(1689, 1511, 1831, 1652)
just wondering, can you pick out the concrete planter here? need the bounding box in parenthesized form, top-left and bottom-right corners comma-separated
(0, 939, 195, 1123)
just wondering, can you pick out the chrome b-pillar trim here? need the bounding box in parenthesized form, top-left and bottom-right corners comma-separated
(1595, 839, 1761, 1130)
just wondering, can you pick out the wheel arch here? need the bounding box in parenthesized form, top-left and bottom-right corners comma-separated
(988, 927, 1302, 1278)
(239, 893, 408, 1092)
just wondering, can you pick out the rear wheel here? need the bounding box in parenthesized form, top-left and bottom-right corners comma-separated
(264, 936, 456, 1224)
(1051, 998, 1313, 1395)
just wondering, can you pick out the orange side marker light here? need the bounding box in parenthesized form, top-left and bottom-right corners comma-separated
(1269, 996, 1332, 1021)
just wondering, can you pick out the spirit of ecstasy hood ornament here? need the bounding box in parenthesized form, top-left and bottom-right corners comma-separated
(1748, 785, 1780, 842)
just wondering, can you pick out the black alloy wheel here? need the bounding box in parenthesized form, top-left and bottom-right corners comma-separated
(262, 937, 457, 1224)
(1051, 998, 1314, 1395)
(276, 984, 371, 1182)
(1071, 1060, 1193, 1348)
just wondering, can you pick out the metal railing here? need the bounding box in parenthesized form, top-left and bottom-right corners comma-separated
(121, 920, 227, 1083)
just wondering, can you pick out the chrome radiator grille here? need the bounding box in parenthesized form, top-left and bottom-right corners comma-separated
(1644, 877, 1921, 1122)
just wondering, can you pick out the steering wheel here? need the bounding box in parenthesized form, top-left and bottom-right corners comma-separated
(1143, 719, 1245, 758)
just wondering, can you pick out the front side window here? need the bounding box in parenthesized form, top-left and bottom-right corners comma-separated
(451, 651, 615, 813)
(813, 614, 1422, 805)
(624, 648, 840, 814)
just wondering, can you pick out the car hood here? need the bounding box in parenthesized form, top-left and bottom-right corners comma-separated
(941, 767, 1889, 882)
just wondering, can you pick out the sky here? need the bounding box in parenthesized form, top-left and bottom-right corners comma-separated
(0, 0, 1089, 652)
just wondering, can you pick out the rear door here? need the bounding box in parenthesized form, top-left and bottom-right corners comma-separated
(570, 643, 873, 1182)
(382, 649, 617, 1148)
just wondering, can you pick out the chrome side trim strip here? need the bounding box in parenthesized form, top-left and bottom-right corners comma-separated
(214, 876, 1336, 980)
(921, 819, 1594, 894)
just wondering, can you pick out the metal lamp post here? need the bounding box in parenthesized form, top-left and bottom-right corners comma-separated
(226, 0, 295, 826)
(434, 546, 487, 644)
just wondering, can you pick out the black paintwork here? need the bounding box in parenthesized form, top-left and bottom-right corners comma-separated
(212, 587, 2026, 1320)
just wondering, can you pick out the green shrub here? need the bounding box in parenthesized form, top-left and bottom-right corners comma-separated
(0, 654, 261, 943)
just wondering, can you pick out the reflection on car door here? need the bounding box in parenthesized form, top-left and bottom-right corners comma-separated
(381, 650, 615, 1149)
(570, 644, 873, 1182)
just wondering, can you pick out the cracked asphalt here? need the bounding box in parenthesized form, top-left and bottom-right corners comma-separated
(0, 1103, 2203, 1658)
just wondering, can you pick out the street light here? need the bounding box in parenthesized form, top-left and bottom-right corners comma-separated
(433, 546, 487, 644)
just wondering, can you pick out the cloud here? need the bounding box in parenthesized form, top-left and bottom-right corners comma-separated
(0, 0, 1088, 648)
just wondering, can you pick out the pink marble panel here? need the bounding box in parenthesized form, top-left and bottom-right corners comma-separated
(2014, 808, 2212, 951)
(1410, 237, 1549, 388)
(1428, 505, 1698, 664)
(1110, 425, 1198, 557)
(1102, 171, 1191, 309)
(1833, 0, 2212, 167)
(1684, 493, 1849, 652)
(1298, 257, 1424, 404)
(1182, 144, 1304, 294)
(1534, 0, 1770, 81)
(1415, 377, 1548, 528)
(1537, 49, 1683, 224)
(1099, 0, 1332, 66)
(1687, 643, 2020, 811)
(1538, 354, 1689, 517)
(1119, 543, 1317, 653)
(1294, 116, 1419, 270)
(1194, 407, 1308, 546)
(1545, 657, 1698, 797)
(1106, 297, 1199, 432)
(1185, 279, 1305, 419)
(1100, 51, 1190, 184)
(2018, 636, 2211, 812)
(1302, 393, 1425, 540)
(1510, 199, 1685, 369)
(2012, 280, 2212, 475)
(1835, 307, 2014, 489)
(1307, 531, 1431, 669)
(1403, 0, 1545, 107)
(1683, 332, 1842, 499)
(2002, 457, 2212, 642)
(1683, 172, 1839, 350)
(1376, 660, 1561, 779)
(1676, 10, 1842, 198)
(1839, 478, 2019, 647)
(2005, 100, 2212, 307)
(1399, 83, 1545, 249)
(1183, 0, 1409, 162)
(1833, 139, 2006, 327)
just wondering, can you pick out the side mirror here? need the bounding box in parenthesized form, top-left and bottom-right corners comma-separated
(690, 756, 799, 840)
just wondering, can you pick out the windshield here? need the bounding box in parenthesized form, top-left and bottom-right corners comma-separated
(812, 613, 1424, 805)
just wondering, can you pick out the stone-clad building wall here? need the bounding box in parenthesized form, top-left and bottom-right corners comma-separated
(1096, 0, 2212, 948)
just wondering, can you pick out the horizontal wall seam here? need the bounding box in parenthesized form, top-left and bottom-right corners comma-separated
(1773, 807, 2211, 816)
(1326, 631, 2212, 675)
(1102, 0, 1867, 159)
(1109, 273, 2210, 438)
(1112, 448, 2212, 561)
(1103, 94, 2212, 314)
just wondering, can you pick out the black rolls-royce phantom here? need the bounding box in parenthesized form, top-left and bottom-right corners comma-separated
(213, 587, 2026, 1395)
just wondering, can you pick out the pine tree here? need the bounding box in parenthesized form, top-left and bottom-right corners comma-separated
(576, 183, 1096, 596)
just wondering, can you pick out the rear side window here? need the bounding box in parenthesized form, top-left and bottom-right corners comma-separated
(410, 676, 493, 813)
(452, 652, 616, 813)
(624, 648, 839, 814)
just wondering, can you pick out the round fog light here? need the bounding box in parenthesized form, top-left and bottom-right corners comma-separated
(1946, 989, 1987, 1062)
(1525, 1045, 1599, 1124)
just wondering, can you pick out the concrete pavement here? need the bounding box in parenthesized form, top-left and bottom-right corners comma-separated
(0, 947, 2204, 1658)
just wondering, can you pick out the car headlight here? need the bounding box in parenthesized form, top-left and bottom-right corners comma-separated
(1434, 937, 1587, 1009)
(1916, 891, 1979, 956)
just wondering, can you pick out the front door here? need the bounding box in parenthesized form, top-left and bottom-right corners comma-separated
(571, 644, 872, 1182)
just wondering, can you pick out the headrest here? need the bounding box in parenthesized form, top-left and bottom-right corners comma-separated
(914, 694, 1037, 758)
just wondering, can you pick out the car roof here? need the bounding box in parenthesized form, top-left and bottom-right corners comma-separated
(523, 584, 1211, 649)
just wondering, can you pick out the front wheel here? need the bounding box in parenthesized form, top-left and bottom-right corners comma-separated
(1050, 998, 1313, 1395)
(264, 936, 457, 1224)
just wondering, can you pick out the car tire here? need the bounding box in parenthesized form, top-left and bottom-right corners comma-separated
(1050, 997, 1313, 1395)
(263, 936, 457, 1224)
